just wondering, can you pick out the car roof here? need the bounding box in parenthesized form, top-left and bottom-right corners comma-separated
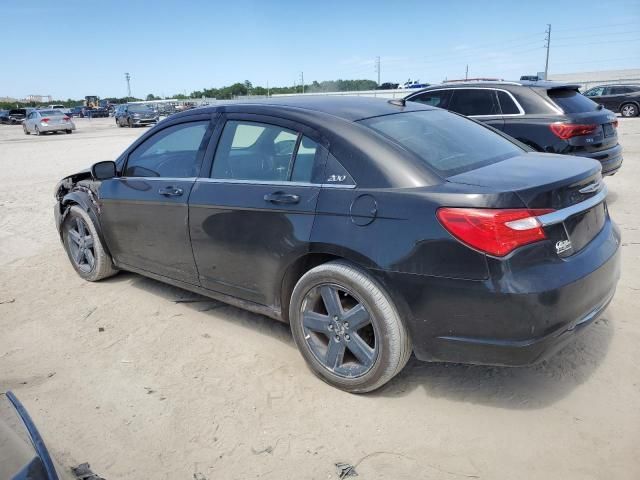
(409, 80, 581, 93)
(173, 96, 435, 122)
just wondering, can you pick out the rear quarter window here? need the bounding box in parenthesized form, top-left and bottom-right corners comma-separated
(548, 89, 599, 113)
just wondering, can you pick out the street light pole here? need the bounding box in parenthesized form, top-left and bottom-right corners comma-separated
(544, 24, 552, 80)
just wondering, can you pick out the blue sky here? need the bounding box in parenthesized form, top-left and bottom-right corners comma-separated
(2, 0, 639, 99)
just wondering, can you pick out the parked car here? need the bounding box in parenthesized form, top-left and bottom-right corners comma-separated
(405, 81, 623, 175)
(583, 84, 640, 117)
(0, 109, 9, 123)
(54, 97, 620, 393)
(115, 103, 159, 127)
(69, 106, 84, 117)
(0, 391, 74, 479)
(3, 108, 32, 125)
(23, 109, 75, 135)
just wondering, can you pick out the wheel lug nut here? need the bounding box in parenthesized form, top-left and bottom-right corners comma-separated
(344, 322, 349, 328)
(333, 316, 338, 321)
(345, 334, 350, 341)
(334, 335, 340, 342)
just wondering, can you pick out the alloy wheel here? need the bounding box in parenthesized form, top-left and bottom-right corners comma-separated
(300, 283, 378, 378)
(67, 217, 96, 273)
(621, 104, 637, 117)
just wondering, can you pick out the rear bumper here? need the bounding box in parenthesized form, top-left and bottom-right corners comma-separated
(375, 218, 621, 366)
(575, 143, 623, 176)
(39, 122, 75, 132)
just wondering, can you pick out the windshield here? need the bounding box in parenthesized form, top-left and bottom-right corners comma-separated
(359, 110, 523, 177)
(548, 88, 599, 113)
(128, 104, 153, 112)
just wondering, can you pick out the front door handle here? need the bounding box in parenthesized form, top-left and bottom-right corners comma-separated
(263, 191, 300, 205)
(158, 186, 184, 197)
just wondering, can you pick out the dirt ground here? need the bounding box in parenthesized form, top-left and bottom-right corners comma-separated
(1, 116, 639, 480)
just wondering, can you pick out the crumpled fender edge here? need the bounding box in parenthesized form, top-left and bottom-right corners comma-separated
(57, 190, 113, 259)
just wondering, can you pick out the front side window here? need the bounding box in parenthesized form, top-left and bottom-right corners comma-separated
(359, 110, 523, 177)
(448, 89, 499, 116)
(410, 90, 451, 109)
(124, 121, 209, 178)
(212, 120, 319, 183)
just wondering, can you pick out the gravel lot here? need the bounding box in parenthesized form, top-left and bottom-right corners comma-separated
(1, 117, 639, 480)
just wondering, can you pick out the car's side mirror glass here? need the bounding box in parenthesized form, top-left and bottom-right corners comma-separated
(91, 160, 117, 180)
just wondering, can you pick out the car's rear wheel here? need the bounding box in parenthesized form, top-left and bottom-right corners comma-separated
(66, 130, 72, 134)
(128, 119, 134, 128)
(289, 261, 411, 393)
(23, 125, 30, 135)
(62, 205, 118, 282)
(34, 126, 40, 136)
(621, 103, 639, 117)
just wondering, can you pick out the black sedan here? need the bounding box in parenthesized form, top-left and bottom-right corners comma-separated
(53, 97, 620, 392)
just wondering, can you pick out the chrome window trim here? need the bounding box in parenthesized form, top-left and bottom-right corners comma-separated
(117, 176, 197, 182)
(409, 87, 526, 117)
(195, 178, 356, 189)
(537, 184, 608, 227)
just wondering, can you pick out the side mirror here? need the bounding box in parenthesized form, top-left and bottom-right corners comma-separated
(91, 160, 117, 180)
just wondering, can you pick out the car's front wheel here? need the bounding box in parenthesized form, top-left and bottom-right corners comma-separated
(621, 103, 639, 117)
(289, 261, 411, 393)
(23, 125, 30, 135)
(62, 205, 118, 282)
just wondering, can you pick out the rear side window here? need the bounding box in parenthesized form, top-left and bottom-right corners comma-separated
(448, 89, 499, 116)
(359, 110, 522, 177)
(409, 90, 451, 109)
(548, 89, 598, 113)
(497, 91, 521, 114)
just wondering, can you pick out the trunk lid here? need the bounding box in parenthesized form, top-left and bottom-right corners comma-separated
(448, 152, 607, 256)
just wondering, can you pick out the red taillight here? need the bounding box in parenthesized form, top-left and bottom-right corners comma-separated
(63, 116, 70, 121)
(612, 120, 618, 128)
(41, 117, 50, 123)
(437, 208, 555, 257)
(549, 123, 597, 140)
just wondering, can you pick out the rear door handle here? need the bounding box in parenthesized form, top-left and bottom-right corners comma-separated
(158, 186, 184, 197)
(263, 191, 300, 204)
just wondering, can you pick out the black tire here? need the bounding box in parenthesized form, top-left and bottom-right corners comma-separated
(620, 103, 639, 118)
(128, 118, 134, 128)
(66, 129, 72, 134)
(34, 126, 40, 136)
(289, 261, 411, 393)
(23, 125, 30, 135)
(62, 205, 118, 282)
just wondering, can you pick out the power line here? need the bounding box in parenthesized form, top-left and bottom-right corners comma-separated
(553, 37, 640, 47)
(553, 29, 640, 41)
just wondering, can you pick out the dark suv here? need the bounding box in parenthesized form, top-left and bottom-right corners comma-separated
(583, 84, 640, 117)
(405, 81, 623, 175)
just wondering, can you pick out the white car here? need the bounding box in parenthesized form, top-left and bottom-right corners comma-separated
(23, 110, 76, 135)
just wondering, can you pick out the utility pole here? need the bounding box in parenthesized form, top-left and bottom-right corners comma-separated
(544, 24, 552, 80)
(375, 56, 381, 86)
(465, 64, 469, 80)
(300, 72, 304, 94)
(124, 72, 131, 98)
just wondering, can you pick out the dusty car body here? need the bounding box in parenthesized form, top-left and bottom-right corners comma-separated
(53, 97, 620, 392)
